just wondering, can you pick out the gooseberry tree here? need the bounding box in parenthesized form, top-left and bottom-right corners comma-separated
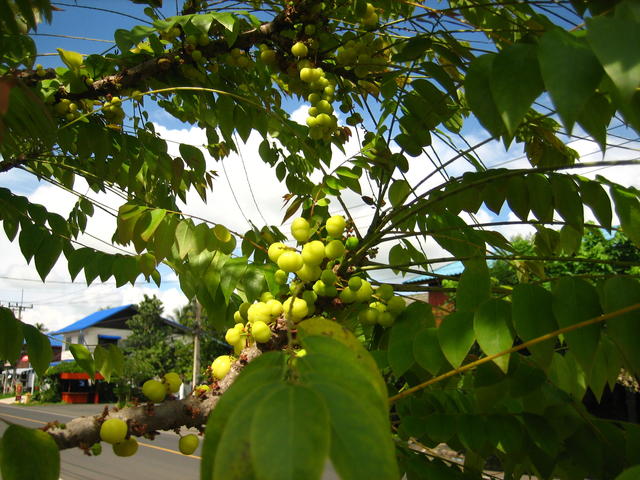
(1, 0, 640, 479)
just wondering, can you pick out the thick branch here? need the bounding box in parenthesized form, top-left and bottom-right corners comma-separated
(47, 343, 262, 450)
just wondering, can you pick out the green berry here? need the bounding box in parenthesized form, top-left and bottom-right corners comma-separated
(179, 434, 199, 455)
(100, 418, 128, 445)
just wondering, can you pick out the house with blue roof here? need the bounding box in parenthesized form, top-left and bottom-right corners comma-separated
(52, 304, 189, 363)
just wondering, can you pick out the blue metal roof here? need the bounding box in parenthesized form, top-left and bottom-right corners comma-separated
(404, 261, 465, 284)
(52, 305, 135, 334)
(49, 334, 63, 347)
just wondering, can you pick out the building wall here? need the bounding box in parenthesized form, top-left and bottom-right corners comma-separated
(59, 327, 133, 360)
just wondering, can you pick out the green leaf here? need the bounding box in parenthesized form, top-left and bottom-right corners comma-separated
(34, 236, 63, 281)
(109, 344, 125, 377)
(579, 178, 612, 229)
(577, 92, 613, 151)
(175, 220, 196, 259)
(388, 302, 434, 377)
(69, 343, 95, 379)
(602, 277, 640, 375)
(548, 351, 587, 400)
(526, 174, 553, 223)
(0, 307, 23, 364)
(18, 223, 44, 263)
(465, 54, 505, 137)
(551, 277, 602, 373)
(153, 215, 178, 261)
(474, 299, 514, 373)
(301, 380, 399, 480)
(413, 327, 449, 375)
(220, 257, 249, 302)
(490, 43, 544, 134)
(114, 25, 156, 51)
(550, 174, 583, 230)
(512, 285, 557, 367)
(211, 11, 236, 31)
(506, 175, 529, 221)
(587, 15, 640, 100)
(538, 29, 603, 131)
(135, 208, 166, 242)
(300, 336, 388, 411)
(437, 311, 475, 368)
(0, 424, 59, 480)
(138, 252, 157, 277)
(93, 345, 112, 382)
(589, 334, 622, 402)
(202, 353, 286, 480)
(212, 381, 281, 480)
(250, 384, 330, 480)
(297, 317, 386, 401)
(22, 324, 52, 377)
(56, 48, 83, 71)
(456, 259, 490, 313)
(388, 179, 411, 207)
(615, 466, 640, 480)
(609, 184, 640, 247)
(116, 203, 145, 245)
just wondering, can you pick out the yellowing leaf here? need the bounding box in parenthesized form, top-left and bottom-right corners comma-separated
(56, 48, 83, 71)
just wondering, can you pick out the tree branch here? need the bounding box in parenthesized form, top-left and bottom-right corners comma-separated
(46, 343, 262, 451)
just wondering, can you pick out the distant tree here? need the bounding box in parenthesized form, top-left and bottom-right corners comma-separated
(122, 295, 192, 381)
(491, 229, 640, 286)
(34, 322, 48, 333)
(172, 300, 231, 379)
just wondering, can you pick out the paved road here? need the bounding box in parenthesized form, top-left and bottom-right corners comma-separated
(0, 402, 201, 480)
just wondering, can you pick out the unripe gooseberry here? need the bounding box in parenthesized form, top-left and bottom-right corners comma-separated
(386, 296, 406, 315)
(339, 287, 356, 303)
(348, 276, 362, 291)
(325, 239, 345, 259)
(274, 269, 289, 284)
(377, 312, 395, 327)
(100, 418, 128, 445)
(113, 438, 138, 457)
(297, 263, 322, 282)
(179, 434, 199, 455)
(225, 327, 242, 345)
(345, 237, 359, 250)
(359, 307, 379, 325)
(376, 284, 394, 301)
(251, 320, 272, 343)
(291, 217, 311, 242)
(291, 42, 308, 57)
(266, 298, 283, 317)
(277, 251, 304, 272)
(142, 379, 166, 403)
(282, 297, 308, 321)
(268, 242, 287, 262)
(301, 240, 325, 266)
(247, 302, 271, 323)
(320, 269, 337, 285)
(211, 355, 234, 380)
(326, 215, 346, 237)
(163, 372, 181, 393)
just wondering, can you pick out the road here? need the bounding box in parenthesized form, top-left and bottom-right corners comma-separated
(0, 402, 201, 480)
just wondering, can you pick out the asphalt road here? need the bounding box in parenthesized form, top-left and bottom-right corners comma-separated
(0, 402, 201, 480)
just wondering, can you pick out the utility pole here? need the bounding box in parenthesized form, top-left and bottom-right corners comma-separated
(191, 299, 201, 391)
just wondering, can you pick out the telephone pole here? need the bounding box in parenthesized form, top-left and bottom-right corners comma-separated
(191, 300, 201, 391)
